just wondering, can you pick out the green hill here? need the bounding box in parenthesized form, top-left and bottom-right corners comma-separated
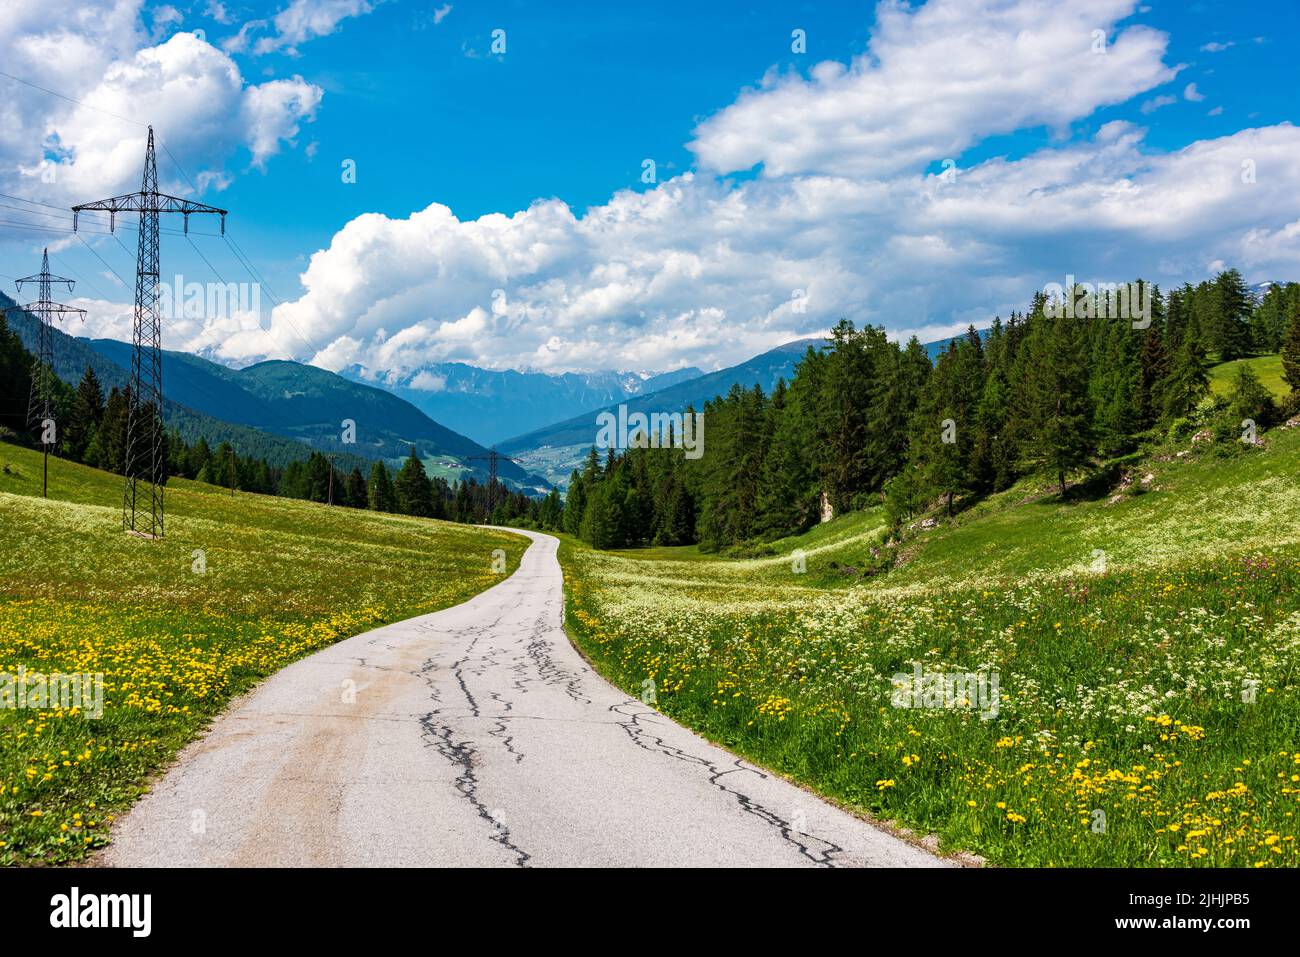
(0, 443, 525, 864)
(560, 421, 1300, 867)
(1209, 353, 1288, 401)
(0, 291, 371, 473)
(81, 340, 531, 484)
(1, 290, 534, 485)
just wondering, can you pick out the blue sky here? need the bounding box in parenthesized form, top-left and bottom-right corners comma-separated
(175, 0, 1298, 281)
(2, 0, 1299, 377)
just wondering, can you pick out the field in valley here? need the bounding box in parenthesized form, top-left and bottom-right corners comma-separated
(561, 424, 1300, 867)
(0, 443, 524, 864)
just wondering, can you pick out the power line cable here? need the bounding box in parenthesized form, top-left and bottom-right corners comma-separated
(75, 233, 132, 290)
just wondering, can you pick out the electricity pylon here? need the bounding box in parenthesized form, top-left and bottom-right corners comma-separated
(3, 249, 85, 497)
(467, 448, 517, 519)
(72, 126, 228, 538)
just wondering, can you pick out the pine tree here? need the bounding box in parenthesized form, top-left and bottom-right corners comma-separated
(1282, 304, 1300, 397)
(367, 460, 397, 512)
(394, 446, 435, 516)
(1023, 313, 1093, 497)
(1162, 330, 1210, 419)
(344, 467, 367, 508)
(66, 366, 104, 461)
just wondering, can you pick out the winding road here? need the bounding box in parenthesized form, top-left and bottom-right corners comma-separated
(103, 530, 946, 867)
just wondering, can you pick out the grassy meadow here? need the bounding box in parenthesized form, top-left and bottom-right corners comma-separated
(0, 443, 524, 864)
(1209, 353, 1288, 402)
(561, 421, 1300, 866)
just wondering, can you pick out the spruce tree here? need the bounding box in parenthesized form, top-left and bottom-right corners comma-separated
(564, 470, 587, 537)
(100, 386, 130, 475)
(1281, 305, 1300, 397)
(66, 366, 104, 461)
(1208, 269, 1253, 361)
(1162, 330, 1211, 420)
(1024, 313, 1093, 497)
(394, 446, 434, 516)
(1229, 362, 1274, 426)
(1135, 321, 1170, 429)
(367, 460, 397, 512)
(344, 467, 367, 508)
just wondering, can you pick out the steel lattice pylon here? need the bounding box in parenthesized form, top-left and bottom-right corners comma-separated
(3, 249, 85, 497)
(72, 127, 228, 538)
(467, 447, 517, 518)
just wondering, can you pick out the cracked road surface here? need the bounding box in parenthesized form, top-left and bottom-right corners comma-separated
(103, 530, 947, 867)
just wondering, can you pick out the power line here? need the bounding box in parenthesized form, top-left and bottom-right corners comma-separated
(223, 233, 282, 306)
(0, 70, 145, 129)
(0, 216, 113, 236)
(187, 234, 231, 287)
(0, 191, 223, 238)
(75, 234, 132, 290)
(219, 232, 324, 356)
(48, 250, 113, 302)
(1, 67, 318, 364)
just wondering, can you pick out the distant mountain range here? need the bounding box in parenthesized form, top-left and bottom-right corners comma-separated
(2, 288, 1032, 495)
(497, 331, 982, 487)
(1253, 280, 1288, 303)
(498, 338, 822, 486)
(1, 291, 536, 487)
(340, 363, 703, 447)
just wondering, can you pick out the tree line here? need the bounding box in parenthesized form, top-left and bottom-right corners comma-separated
(1, 310, 566, 526)
(564, 271, 1300, 551)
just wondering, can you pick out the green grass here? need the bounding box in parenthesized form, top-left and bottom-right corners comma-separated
(0, 443, 525, 864)
(1209, 354, 1289, 401)
(560, 425, 1300, 867)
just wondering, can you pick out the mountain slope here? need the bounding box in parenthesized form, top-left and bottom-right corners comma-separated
(341, 362, 703, 447)
(79, 340, 530, 484)
(560, 420, 1300, 867)
(499, 331, 992, 486)
(499, 338, 818, 454)
(1, 292, 371, 472)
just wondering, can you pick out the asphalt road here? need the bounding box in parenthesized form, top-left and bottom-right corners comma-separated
(103, 529, 947, 867)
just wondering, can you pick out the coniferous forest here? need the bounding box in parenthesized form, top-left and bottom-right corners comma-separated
(563, 272, 1300, 551)
(0, 309, 561, 526)
(3, 270, 1298, 546)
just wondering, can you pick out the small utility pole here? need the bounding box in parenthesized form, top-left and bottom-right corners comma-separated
(327, 453, 336, 506)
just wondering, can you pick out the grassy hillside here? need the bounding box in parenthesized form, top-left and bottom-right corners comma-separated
(1209, 354, 1288, 401)
(1, 294, 375, 473)
(560, 423, 1300, 867)
(82, 341, 530, 483)
(0, 443, 526, 864)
